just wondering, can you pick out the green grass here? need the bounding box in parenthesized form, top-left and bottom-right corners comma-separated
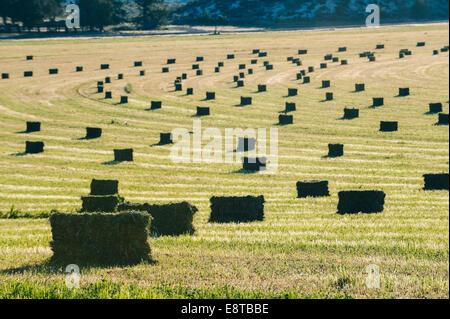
(0, 24, 448, 299)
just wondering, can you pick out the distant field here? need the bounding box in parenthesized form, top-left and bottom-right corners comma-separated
(0, 24, 448, 299)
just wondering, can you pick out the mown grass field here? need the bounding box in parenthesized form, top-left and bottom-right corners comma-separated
(0, 24, 448, 299)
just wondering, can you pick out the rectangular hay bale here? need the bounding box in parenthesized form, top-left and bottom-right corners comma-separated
(209, 196, 265, 223)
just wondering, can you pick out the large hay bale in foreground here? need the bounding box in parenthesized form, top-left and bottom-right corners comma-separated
(209, 196, 265, 223)
(429, 103, 443, 113)
(25, 141, 44, 154)
(438, 113, 449, 125)
(380, 121, 398, 132)
(328, 144, 344, 157)
(90, 179, 118, 196)
(337, 191, 385, 214)
(118, 202, 198, 236)
(26, 121, 41, 133)
(114, 149, 133, 162)
(297, 181, 330, 198)
(81, 195, 124, 213)
(49, 212, 151, 265)
(423, 174, 449, 190)
(86, 127, 102, 139)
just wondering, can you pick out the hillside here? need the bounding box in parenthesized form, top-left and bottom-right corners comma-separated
(172, 0, 450, 27)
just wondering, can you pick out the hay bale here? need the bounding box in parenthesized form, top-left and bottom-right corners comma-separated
(296, 60, 303, 66)
(215, 67, 220, 73)
(140, 70, 145, 76)
(279, 114, 293, 125)
(118, 201, 197, 236)
(233, 75, 239, 82)
(343, 108, 359, 119)
(120, 96, 128, 104)
(197, 106, 210, 116)
(227, 54, 235, 59)
(303, 76, 310, 84)
(162, 67, 169, 73)
(376, 44, 385, 49)
(242, 157, 267, 171)
(24, 71, 33, 77)
(25, 141, 44, 154)
(298, 49, 308, 55)
(239, 64, 246, 70)
(369, 56, 376, 62)
(300, 70, 306, 75)
(328, 144, 344, 157)
(441, 47, 449, 52)
(337, 191, 385, 214)
(429, 103, 443, 113)
(332, 57, 339, 63)
(114, 149, 133, 162)
(97, 86, 104, 93)
(341, 59, 348, 65)
(322, 80, 331, 88)
(192, 64, 199, 70)
(320, 63, 327, 69)
(417, 42, 426, 47)
(104, 77, 111, 84)
(251, 59, 258, 64)
(196, 70, 203, 76)
(297, 181, 330, 198)
(105, 91, 112, 99)
(288, 88, 298, 96)
(438, 113, 449, 125)
(151, 101, 162, 110)
(26, 121, 41, 133)
(423, 174, 449, 190)
(263, 61, 269, 66)
(100, 64, 109, 70)
(296, 73, 303, 80)
(380, 121, 398, 132)
(240, 96, 252, 106)
(326, 92, 333, 101)
(433, 50, 439, 55)
(239, 72, 245, 78)
(49, 68, 58, 75)
(398, 88, 410, 96)
(134, 61, 142, 67)
(76, 66, 83, 72)
(248, 68, 253, 75)
(355, 83, 365, 92)
(167, 59, 176, 64)
(258, 84, 267, 92)
(237, 137, 256, 152)
(399, 53, 405, 59)
(1, 73, 9, 79)
(175, 83, 182, 91)
(258, 52, 267, 57)
(338, 47, 347, 52)
(218, 62, 224, 67)
(182, 73, 187, 79)
(373, 97, 384, 107)
(206, 92, 215, 100)
(26, 55, 33, 60)
(287, 57, 294, 61)
(196, 56, 204, 62)
(86, 127, 102, 139)
(49, 211, 151, 265)
(265, 64, 273, 70)
(285, 102, 296, 112)
(90, 179, 118, 196)
(237, 80, 244, 87)
(252, 49, 260, 54)
(187, 88, 194, 95)
(118, 73, 124, 80)
(209, 196, 265, 223)
(159, 133, 173, 145)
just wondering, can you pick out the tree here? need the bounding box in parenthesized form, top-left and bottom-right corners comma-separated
(76, 0, 124, 31)
(135, 0, 168, 30)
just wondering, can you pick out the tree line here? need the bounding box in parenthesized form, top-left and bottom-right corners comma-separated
(0, 0, 168, 31)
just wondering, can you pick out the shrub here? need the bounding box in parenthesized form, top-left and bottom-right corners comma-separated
(118, 202, 198, 236)
(49, 212, 152, 265)
(209, 196, 265, 223)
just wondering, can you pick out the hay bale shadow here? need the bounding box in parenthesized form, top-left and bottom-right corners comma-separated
(102, 160, 121, 166)
(10, 152, 28, 157)
(232, 168, 263, 174)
